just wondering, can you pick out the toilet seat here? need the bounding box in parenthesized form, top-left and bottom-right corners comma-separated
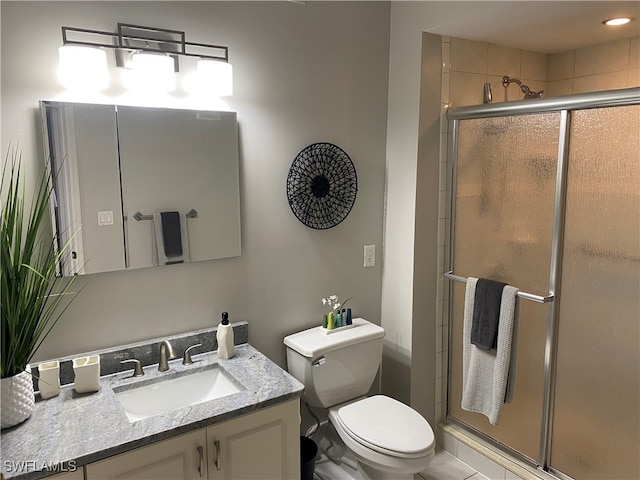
(330, 395, 434, 459)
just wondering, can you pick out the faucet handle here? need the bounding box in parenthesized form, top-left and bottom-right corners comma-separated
(183, 343, 203, 365)
(121, 359, 144, 377)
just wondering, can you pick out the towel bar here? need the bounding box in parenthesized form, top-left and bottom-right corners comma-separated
(444, 271, 554, 304)
(130, 209, 199, 222)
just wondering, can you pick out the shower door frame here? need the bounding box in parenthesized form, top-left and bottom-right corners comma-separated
(444, 87, 640, 477)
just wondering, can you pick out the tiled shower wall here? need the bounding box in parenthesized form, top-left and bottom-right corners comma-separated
(445, 37, 548, 107)
(443, 35, 640, 109)
(547, 37, 640, 96)
(434, 34, 639, 478)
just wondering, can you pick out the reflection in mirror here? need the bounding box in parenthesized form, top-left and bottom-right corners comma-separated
(41, 101, 241, 276)
(42, 103, 123, 275)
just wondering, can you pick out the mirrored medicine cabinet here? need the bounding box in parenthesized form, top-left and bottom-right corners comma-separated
(41, 101, 241, 276)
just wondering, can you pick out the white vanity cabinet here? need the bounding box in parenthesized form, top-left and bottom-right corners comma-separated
(85, 399, 300, 480)
(46, 470, 84, 480)
(206, 399, 300, 480)
(86, 429, 207, 480)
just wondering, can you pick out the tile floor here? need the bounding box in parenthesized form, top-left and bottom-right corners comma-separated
(420, 449, 489, 480)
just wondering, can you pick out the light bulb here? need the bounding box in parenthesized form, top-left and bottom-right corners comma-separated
(58, 45, 109, 91)
(128, 53, 176, 92)
(602, 17, 633, 26)
(194, 59, 233, 97)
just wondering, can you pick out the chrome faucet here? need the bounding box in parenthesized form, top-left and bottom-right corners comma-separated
(121, 359, 145, 377)
(183, 343, 203, 366)
(158, 340, 177, 372)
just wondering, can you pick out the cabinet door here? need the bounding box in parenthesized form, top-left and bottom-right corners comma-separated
(46, 469, 84, 480)
(207, 399, 300, 480)
(86, 429, 207, 480)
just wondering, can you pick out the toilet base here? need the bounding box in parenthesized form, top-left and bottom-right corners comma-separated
(313, 419, 432, 480)
(311, 423, 359, 479)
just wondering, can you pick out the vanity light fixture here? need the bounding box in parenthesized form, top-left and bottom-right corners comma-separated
(602, 17, 634, 26)
(59, 23, 233, 96)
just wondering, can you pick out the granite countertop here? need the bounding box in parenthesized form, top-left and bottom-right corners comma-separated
(1, 344, 304, 480)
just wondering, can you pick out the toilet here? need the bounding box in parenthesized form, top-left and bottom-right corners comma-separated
(284, 318, 435, 480)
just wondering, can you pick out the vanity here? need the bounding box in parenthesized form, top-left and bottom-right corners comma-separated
(0, 326, 304, 480)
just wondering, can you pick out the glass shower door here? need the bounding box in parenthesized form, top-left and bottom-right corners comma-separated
(448, 112, 561, 462)
(550, 105, 640, 479)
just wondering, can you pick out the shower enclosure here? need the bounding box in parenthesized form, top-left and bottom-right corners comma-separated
(445, 88, 640, 480)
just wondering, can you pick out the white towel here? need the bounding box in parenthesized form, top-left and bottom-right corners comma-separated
(461, 277, 519, 425)
(152, 213, 190, 266)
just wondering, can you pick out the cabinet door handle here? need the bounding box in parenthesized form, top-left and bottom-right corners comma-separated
(197, 445, 204, 477)
(213, 440, 222, 471)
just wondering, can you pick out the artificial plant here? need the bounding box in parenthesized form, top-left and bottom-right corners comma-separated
(1, 148, 77, 378)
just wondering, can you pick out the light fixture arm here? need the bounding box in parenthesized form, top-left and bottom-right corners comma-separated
(58, 22, 233, 96)
(61, 23, 229, 66)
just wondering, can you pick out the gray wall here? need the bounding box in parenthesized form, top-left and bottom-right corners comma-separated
(1, 1, 390, 369)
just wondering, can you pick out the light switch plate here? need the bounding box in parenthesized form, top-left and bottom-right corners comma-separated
(98, 211, 114, 226)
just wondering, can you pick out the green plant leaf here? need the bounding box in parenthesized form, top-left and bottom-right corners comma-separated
(1, 147, 80, 378)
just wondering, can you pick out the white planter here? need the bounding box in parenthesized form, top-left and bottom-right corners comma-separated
(1, 368, 35, 429)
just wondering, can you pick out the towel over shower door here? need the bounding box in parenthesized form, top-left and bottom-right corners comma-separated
(448, 113, 561, 462)
(550, 105, 640, 479)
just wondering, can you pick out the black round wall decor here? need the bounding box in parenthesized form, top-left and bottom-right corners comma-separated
(286, 142, 358, 230)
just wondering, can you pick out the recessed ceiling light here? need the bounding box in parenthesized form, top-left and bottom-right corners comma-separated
(602, 17, 634, 26)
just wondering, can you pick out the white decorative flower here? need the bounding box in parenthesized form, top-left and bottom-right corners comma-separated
(321, 294, 353, 313)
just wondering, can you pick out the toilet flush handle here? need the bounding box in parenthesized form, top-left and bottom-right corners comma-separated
(312, 357, 326, 367)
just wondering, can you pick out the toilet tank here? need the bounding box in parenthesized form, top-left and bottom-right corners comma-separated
(283, 318, 385, 408)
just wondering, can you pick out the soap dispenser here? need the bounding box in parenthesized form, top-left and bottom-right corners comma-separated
(216, 312, 236, 360)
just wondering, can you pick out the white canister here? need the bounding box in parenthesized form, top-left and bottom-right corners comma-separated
(73, 355, 101, 394)
(38, 360, 61, 399)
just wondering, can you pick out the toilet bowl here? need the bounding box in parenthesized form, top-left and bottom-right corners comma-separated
(283, 318, 435, 480)
(328, 396, 434, 480)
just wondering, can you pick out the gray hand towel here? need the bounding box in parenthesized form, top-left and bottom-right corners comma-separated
(160, 211, 183, 258)
(471, 278, 507, 350)
(152, 212, 191, 266)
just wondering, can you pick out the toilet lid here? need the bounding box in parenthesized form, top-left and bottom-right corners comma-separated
(336, 395, 434, 455)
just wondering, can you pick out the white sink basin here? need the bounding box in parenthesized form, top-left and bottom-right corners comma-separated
(114, 366, 242, 422)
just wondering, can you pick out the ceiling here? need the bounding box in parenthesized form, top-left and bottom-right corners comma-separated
(417, 1, 640, 54)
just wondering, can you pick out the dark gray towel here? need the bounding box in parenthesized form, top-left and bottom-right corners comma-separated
(471, 278, 507, 350)
(160, 211, 183, 258)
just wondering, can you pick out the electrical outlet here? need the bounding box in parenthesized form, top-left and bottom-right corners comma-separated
(364, 245, 375, 267)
